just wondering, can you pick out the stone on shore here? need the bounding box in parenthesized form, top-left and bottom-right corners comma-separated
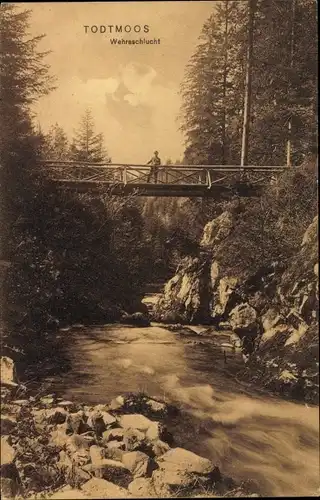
(102, 427, 125, 443)
(1, 416, 17, 436)
(122, 451, 154, 478)
(66, 411, 89, 434)
(123, 428, 147, 452)
(57, 401, 77, 412)
(45, 407, 68, 425)
(81, 476, 132, 497)
(0, 357, 18, 388)
(49, 487, 88, 499)
(0, 391, 255, 498)
(101, 411, 117, 427)
(87, 458, 132, 487)
(151, 439, 171, 457)
(104, 443, 125, 461)
(146, 421, 172, 443)
(119, 414, 153, 432)
(66, 433, 95, 454)
(86, 411, 106, 436)
(1, 436, 16, 466)
(152, 447, 221, 495)
(157, 447, 218, 475)
(0, 463, 22, 500)
(89, 445, 105, 465)
(128, 477, 157, 497)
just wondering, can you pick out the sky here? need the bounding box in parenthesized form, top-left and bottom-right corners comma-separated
(21, 1, 216, 163)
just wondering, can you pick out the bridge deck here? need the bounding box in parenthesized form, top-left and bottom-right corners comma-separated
(53, 180, 265, 197)
(41, 161, 285, 198)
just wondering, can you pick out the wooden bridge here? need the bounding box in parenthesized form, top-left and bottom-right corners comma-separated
(42, 161, 285, 198)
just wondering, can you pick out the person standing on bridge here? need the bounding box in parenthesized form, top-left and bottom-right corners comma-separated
(147, 150, 161, 183)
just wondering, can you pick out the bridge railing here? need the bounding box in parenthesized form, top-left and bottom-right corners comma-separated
(41, 161, 285, 187)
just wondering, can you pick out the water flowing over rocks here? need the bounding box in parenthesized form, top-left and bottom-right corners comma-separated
(153, 211, 319, 403)
(0, 382, 257, 499)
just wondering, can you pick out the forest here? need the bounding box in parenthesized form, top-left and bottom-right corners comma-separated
(0, 0, 318, 359)
(0, 3, 318, 500)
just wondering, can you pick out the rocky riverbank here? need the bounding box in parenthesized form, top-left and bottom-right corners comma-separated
(153, 165, 318, 404)
(1, 367, 258, 500)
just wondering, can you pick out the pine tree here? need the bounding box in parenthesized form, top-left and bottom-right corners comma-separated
(70, 109, 111, 163)
(249, 0, 317, 165)
(0, 5, 54, 162)
(43, 123, 69, 160)
(0, 4, 54, 257)
(180, 1, 246, 165)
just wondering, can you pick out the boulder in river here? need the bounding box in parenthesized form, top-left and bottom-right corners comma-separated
(156, 447, 219, 476)
(119, 414, 153, 432)
(113, 393, 173, 419)
(229, 303, 258, 335)
(153, 447, 221, 495)
(120, 312, 150, 327)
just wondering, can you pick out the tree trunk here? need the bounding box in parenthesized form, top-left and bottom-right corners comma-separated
(286, 0, 296, 167)
(222, 1, 229, 165)
(241, 0, 256, 167)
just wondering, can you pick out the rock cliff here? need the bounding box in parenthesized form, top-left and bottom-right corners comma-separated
(154, 206, 318, 403)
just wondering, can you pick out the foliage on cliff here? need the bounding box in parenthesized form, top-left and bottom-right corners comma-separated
(216, 157, 318, 279)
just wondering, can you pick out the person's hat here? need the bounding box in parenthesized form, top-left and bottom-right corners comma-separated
(154, 150, 159, 154)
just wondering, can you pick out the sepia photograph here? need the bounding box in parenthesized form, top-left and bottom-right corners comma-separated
(0, 1, 318, 499)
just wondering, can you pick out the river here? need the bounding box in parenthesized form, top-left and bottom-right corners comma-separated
(41, 318, 319, 498)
